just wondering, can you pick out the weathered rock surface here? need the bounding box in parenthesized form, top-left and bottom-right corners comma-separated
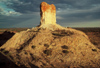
(39, 2, 64, 30)
(0, 27, 100, 68)
(0, 2, 100, 68)
(40, 2, 56, 25)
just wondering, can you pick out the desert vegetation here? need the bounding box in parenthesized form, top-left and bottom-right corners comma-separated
(31, 45, 36, 49)
(44, 49, 52, 56)
(62, 50, 69, 54)
(61, 45, 69, 49)
(52, 30, 74, 37)
(44, 44, 49, 48)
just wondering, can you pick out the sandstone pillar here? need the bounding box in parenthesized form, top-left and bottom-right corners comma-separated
(40, 2, 56, 25)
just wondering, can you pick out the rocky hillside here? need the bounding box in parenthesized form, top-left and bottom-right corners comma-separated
(0, 27, 100, 68)
(0, 2, 100, 68)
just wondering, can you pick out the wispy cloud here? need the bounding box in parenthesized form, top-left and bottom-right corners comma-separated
(0, 1, 21, 16)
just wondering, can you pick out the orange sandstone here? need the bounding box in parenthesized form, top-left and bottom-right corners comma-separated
(40, 2, 56, 25)
(40, 2, 56, 13)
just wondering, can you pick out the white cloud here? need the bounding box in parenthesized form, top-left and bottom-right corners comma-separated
(8, 11, 22, 16)
(0, 1, 22, 16)
(0, 7, 22, 16)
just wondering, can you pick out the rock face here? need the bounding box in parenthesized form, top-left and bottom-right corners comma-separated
(0, 2, 100, 68)
(40, 2, 56, 25)
(39, 2, 64, 30)
(0, 28, 100, 68)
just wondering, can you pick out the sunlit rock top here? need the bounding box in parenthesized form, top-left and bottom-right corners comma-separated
(40, 2, 56, 25)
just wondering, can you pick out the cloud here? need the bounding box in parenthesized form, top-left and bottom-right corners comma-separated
(0, 1, 22, 16)
(1, 0, 100, 14)
(0, 0, 100, 28)
(56, 2, 100, 24)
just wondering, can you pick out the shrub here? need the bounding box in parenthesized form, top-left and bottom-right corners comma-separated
(65, 31, 74, 36)
(31, 45, 36, 49)
(52, 33, 64, 36)
(61, 45, 68, 49)
(92, 49, 97, 52)
(44, 49, 52, 56)
(24, 52, 28, 55)
(62, 50, 69, 54)
(52, 30, 74, 37)
(44, 44, 49, 48)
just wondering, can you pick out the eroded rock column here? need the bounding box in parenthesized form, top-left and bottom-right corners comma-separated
(40, 2, 56, 25)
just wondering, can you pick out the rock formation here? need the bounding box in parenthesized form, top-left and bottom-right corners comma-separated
(0, 2, 100, 68)
(40, 2, 56, 25)
(39, 2, 64, 30)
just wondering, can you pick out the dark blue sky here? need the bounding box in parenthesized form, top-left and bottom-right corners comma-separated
(0, 0, 100, 28)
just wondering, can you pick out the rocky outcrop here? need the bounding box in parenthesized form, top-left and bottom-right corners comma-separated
(40, 2, 56, 25)
(0, 2, 100, 68)
(39, 2, 64, 30)
(0, 28, 100, 68)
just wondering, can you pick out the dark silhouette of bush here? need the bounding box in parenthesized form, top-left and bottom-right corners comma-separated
(44, 49, 52, 56)
(62, 50, 69, 54)
(52, 30, 74, 37)
(61, 45, 68, 49)
(92, 49, 97, 52)
(31, 45, 36, 49)
(24, 52, 28, 55)
(44, 44, 49, 48)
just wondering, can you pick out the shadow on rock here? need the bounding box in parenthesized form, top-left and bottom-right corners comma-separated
(29, 62, 39, 68)
(0, 52, 22, 68)
(0, 31, 15, 47)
